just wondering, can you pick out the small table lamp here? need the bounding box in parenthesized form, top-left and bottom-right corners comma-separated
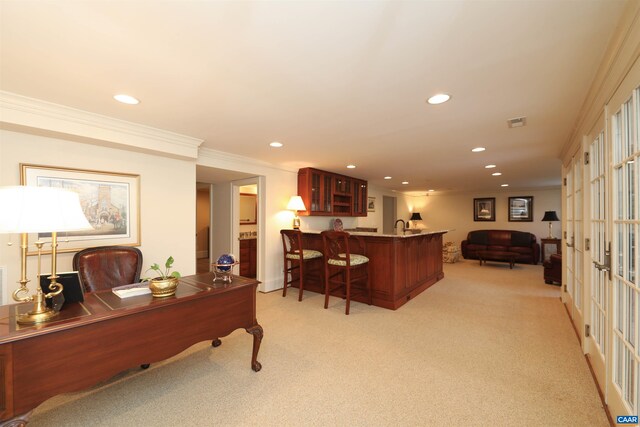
(409, 212, 423, 228)
(0, 186, 91, 325)
(286, 196, 306, 230)
(541, 211, 560, 238)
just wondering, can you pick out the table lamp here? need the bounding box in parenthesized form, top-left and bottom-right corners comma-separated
(0, 186, 91, 325)
(541, 210, 560, 238)
(286, 196, 306, 230)
(409, 212, 423, 228)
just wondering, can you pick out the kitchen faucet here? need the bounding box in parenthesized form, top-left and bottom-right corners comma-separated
(394, 219, 406, 233)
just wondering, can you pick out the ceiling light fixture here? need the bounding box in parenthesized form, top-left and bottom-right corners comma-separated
(269, 141, 283, 148)
(384, 176, 392, 180)
(347, 164, 356, 169)
(428, 189, 435, 192)
(492, 172, 502, 176)
(471, 147, 486, 152)
(427, 93, 451, 105)
(113, 94, 140, 105)
(402, 181, 409, 185)
(501, 184, 509, 187)
(485, 164, 496, 169)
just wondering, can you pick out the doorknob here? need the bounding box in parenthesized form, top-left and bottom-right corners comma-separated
(593, 241, 611, 280)
(566, 235, 575, 248)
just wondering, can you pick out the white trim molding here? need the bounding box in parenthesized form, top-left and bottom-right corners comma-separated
(0, 91, 203, 159)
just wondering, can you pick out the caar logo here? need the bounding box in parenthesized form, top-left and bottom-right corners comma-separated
(617, 415, 638, 424)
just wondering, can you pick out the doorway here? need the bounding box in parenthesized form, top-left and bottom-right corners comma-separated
(196, 183, 211, 273)
(382, 195, 397, 234)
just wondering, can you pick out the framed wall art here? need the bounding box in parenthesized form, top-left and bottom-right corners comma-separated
(21, 164, 140, 255)
(367, 196, 376, 212)
(508, 196, 533, 222)
(473, 198, 495, 221)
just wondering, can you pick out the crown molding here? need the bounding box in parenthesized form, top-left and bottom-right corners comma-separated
(197, 147, 298, 174)
(0, 91, 203, 159)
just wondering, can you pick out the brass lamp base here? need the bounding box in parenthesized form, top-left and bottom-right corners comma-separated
(17, 307, 59, 325)
(16, 290, 59, 325)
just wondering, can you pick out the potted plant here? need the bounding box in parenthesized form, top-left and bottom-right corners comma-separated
(145, 256, 181, 297)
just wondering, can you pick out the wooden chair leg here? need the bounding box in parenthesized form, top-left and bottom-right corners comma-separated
(345, 268, 351, 315)
(324, 263, 331, 309)
(298, 260, 304, 302)
(282, 259, 288, 297)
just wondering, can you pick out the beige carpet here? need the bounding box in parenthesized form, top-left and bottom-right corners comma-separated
(29, 260, 608, 426)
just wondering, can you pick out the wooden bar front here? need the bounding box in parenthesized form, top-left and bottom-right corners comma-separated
(302, 231, 446, 310)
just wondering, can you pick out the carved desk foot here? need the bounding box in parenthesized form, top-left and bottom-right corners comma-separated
(246, 324, 263, 372)
(0, 410, 32, 427)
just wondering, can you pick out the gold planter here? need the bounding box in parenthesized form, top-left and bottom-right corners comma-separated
(149, 277, 178, 298)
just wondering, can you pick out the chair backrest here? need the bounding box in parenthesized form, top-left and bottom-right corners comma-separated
(321, 230, 352, 267)
(72, 246, 143, 293)
(281, 229, 304, 257)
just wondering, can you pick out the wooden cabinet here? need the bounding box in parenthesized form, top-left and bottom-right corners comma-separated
(352, 179, 368, 217)
(297, 168, 367, 217)
(239, 238, 257, 278)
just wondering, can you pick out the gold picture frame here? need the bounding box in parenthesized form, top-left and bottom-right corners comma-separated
(21, 164, 141, 255)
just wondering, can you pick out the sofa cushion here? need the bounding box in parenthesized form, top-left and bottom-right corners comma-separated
(465, 243, 487, 252)
(468, 231, 489, 245)
(488, 230, 512, 246)
(511, 231, 532, 247)
(510, 246, 533, 254)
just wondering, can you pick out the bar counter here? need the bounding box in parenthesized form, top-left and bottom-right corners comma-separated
(301, 230, 448, 310)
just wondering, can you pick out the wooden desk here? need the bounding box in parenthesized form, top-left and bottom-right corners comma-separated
(0, 273, 262, 425)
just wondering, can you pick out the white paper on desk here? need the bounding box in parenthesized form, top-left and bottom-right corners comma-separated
(112, 283, 151, 298)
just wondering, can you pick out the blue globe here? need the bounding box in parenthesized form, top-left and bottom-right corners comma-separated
(216, 253, 236, 272)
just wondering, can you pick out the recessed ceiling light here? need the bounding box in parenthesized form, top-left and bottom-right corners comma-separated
(269, 141, 283, 148)
(402, 181, 409, 185)
(485, 164, 496, 169)
(427, 93, 451, 105)
(347, 164, 356, 169)
(113, 94, 140, 105)
(501, 184, 509, 187)
(428, 189, 435, 192)
(492, 172, 502, 176)
(471, 147, 486, 152)
(384, 176, 392, 180)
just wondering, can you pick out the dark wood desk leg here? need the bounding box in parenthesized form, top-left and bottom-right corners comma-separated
(245, 324, 263, 372)
(0, 410, 32, 427)
(212, 339, 222, 347)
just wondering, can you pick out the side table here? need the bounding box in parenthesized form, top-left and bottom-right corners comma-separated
(541, 238, 561, 263)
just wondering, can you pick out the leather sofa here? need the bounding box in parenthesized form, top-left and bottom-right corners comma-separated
(543, 253, 562, 285)
(461, 230, 540, 265)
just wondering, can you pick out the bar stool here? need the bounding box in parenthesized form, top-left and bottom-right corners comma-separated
(281, 229, 323, 301)
(321, 230, 372, 315)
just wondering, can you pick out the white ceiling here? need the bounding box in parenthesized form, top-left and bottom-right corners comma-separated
(0, 1, 627, 193)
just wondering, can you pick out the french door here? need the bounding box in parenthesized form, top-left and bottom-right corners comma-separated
(565, 152, 584, 333)
(609, 79, 640, 417)
(587, 117, 608, 390)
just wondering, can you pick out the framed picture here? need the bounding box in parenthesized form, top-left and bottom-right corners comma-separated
(367, 196, 376, 212)
(474, 198, 495, 221)
(21, 164, 140, 255)
(509, 196, 533, 222)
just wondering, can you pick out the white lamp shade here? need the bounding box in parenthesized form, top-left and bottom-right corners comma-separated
(286, 196, 306, 212)
(0, 186, 92, 233)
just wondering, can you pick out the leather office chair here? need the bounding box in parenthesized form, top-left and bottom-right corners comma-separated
(281, 229, 323, 301)
(73, 246, 143, 293)
(321, 230, 372, 315)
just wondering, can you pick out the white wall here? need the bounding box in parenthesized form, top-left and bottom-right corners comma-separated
(0, 129, 196, 303)
(412, 187, 562, 244)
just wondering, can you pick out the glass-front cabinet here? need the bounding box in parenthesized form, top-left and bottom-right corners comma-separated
(298, 168, 367, 217)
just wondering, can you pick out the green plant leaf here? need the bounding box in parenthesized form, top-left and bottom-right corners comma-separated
(165, 256, 174, 269)
(170, 271, 181, 278)
(150, 263, 160, 272)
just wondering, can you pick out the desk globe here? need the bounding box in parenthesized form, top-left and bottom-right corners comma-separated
(212, 253, 238, 282)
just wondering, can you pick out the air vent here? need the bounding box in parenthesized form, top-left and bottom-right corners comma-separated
(507, 116, 527, 128)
